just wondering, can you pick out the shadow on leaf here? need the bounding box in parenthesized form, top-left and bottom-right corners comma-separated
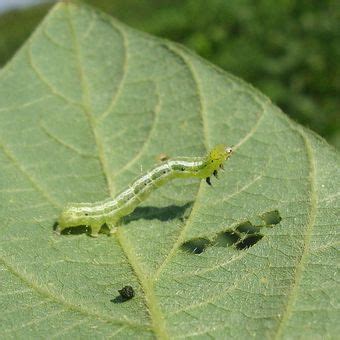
(111, 296, 126, 303)
(181, 209, 282, 254)
(53, 201, 193, 236)
(181, 238, 211, 254)
(124, 201, 193, 224)
(53, 222, 89, 236)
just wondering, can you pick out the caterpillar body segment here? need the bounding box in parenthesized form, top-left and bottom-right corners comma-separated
(57, 144, 233, 236)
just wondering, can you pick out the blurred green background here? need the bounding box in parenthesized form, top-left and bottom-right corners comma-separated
(1, 0, 339, 148)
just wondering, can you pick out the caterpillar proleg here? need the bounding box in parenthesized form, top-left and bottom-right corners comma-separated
(57, 144, 233, 237)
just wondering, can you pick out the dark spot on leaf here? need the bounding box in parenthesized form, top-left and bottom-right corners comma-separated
(52, 221, 59, 231)
(111, 285, 135, 303)
(119, 285, 135, 300)
(181, 238, 211, 254)
(58, 225, 89, 236)
(111, 296, 125, 303)
(235, 221, 260, 234)
(235, 234, 263, 250)
(177, 210, 281, 254)
(214, 230, 239, 247)
(214, 224, 263, 250)
(261, 210, 282, 226)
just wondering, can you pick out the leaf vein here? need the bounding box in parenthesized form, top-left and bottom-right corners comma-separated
(97, 22, 128, 123)
(0, 257, 148, 329)
(273, 126, 317, 339)
(66, 6, 113, 196)
(0, 142, 61, 209)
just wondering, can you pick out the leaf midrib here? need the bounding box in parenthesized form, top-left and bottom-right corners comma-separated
(65, 5, 169, 338)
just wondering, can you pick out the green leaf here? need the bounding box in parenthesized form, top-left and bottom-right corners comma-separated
(0, 2, 339, 338)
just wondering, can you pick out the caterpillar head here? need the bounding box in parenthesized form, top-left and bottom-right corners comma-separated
(58, 204, 94, 231)
(201, 144, 233, 183)
(206, 144, 233, 171)
(209, 144, 233, 164)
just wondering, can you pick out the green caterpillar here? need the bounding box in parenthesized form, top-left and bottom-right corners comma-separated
(57, 145, 233, 237)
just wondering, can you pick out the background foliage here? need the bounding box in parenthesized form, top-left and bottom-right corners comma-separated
(0, 0, 339, 148)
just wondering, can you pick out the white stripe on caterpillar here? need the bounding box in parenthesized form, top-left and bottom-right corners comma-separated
(57, 145, 233, 237)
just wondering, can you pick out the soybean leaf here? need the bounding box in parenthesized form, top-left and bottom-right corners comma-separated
(0, 3, 339, 339)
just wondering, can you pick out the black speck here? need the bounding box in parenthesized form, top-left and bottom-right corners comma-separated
(181, 168, 185, 171)
(84, 213, 89, 216)
(118, 285, 135, 300)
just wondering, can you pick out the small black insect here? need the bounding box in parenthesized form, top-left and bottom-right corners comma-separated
(118, 285, 135, 300)
(206, 177, 212, 186)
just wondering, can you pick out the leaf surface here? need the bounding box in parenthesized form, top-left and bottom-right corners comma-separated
(0, 3, 339, 339)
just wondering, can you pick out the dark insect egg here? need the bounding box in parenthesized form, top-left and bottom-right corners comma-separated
(118, 285, 135, 300)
